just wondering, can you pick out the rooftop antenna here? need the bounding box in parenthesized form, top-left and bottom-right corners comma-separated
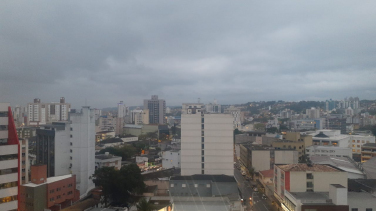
(198, 98, 201, 103)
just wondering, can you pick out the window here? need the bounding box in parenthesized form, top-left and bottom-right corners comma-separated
(201, 124, 204, 129)
(201, 150, 204, 156)
(70, 127, 73, 131)
(202, 157, 204, 162)
(194, 184, 198, 187)
(351, 209, 358, 211)
(70, 142, 72, 146)
(201, 137, 204, 142)
(70, 149, 72, 153)
(201, 118, 204, 123)
(170, 184, 174, 187)
(307, 182, 313, 188)
(182, 184, 186, 188)
(202, 144, 204, 149)
(366, 209, 372, 211)
(201, 163, 204, 168)
(201, 170, 204, 174)
(50, 197, 54, 201)
(206, 184, 210, 188)
(306, 173, 313, 179)
(70, 156, 72, 160)
(201, 131, 204, 136)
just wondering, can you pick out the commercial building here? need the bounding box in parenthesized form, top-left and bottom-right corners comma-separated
(143, 95, 166, 125)
(180, 103, 233, 176)
(361, 143, 376, 162)
(305, 145, 352, 158)
(239, 144, 298, 172)
(19, 165, 79, 211)
(290, 118, 324, 131)
(36, 106, 95, 198)
(161, 150, 180, 169)
(274, 164, 347, 204)
(324, 118, 346, 134)
(0, 103, 21, 211)
(272, 132, 312, 157)
(131, 109, 149, 125)
(95, 152, 122, 170)
(98, 115, 117, 131)
(325, 99, 337, 111)
(27, 97, 70, 126)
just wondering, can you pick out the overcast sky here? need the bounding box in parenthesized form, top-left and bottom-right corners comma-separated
(1, 1, 376, 108)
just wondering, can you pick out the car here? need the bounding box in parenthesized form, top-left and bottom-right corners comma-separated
(253, 187, 258, 192)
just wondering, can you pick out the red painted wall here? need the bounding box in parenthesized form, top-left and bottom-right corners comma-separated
(285, 171, 290, 191)
(46, 175, 79, 209)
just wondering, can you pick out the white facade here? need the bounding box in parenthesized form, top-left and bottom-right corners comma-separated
(162, 150, 181, 169)
(181, 103, 233, 176)
(0, 103, 19, 211)
(348, 192, 376, 211)
(131, 109, 149, 125)
(306, 107, 320, 119)
(305, 145, 352, 157)
(117, 101, 128, 118)
(95, 153, 122, 170)
(251, 150, 298, 172)
(224, 106, 242, 129)
(98, 115, 117, 131)
(70, 106, 96, 198)
(27, 98, 70, 126)
(205, 100, 221, 113)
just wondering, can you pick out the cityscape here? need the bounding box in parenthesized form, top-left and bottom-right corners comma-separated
(2, 1, 376, 211)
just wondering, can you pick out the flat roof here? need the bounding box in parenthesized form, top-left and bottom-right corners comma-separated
(23, 174, 73, 187)
(259, 169, 274, 178)
(170, 175, 236, 183)
(276, 164, 343, 172)
(95, 154, 121, 160)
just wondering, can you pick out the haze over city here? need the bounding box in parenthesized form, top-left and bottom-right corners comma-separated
(1, 0, 376, 108)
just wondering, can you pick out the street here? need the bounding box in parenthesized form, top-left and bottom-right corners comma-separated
(234, 165, 277, 211)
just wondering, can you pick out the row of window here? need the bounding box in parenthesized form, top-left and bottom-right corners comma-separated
(0, 154, 18, 161)
(171, 183, 210, 188)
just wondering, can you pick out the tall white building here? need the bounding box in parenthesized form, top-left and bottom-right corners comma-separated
(306, 107, 321, 119)
(143, 95, 166, 124)
(181, 103, 233, 176)
(131, 109, 149, 125)
(0, 103, 21, 211)
(36, 106, 95, 198)
(224, 105, 243, 129)
(27, 97, 71, 126)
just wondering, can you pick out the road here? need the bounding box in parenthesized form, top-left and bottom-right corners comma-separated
(234, 165, 277, 211)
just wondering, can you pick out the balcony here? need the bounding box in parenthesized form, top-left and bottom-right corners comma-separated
(0, 173, 18, 184)
(0, 200, 17, 211)
(0, 160, 18, 171)
(0, 187, 17, 198)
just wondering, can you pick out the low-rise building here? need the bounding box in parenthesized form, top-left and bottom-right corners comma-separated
(95, 152, 122, 170)
(274, 164, 347, 204)
(361, 143, 376, 162)
(240, 144, 298, 172)
(305, 145, 352, 158)
(272, 132, 312, 157)
(290, 118, 324, 131)
(161, 150, 180, 169)
(19, 164, 80, 211)
(348, 179, 376, 210)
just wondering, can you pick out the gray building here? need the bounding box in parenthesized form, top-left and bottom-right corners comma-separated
(169, 175, 238, 197)
(143, 95, 166, 125)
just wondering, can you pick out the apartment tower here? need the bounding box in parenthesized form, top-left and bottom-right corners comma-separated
(143, 95, 166, 124)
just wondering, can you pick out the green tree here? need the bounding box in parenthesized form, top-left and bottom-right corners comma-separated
(254, 123, 265, 131)
(93, 164, 145, 206)
(137, 198, 153, 211)
(266, 127, 278, 134)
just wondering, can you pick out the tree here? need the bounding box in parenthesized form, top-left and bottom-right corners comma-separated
(254, 123, 265, 131)
(93, 164, 145, 206)
(136, 198, 153, 211)
(248, 167, 255, 178)
(266, 127, 278, 134)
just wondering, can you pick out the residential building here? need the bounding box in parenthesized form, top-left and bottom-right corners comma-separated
(310, 155, 365, 179)
(181, 103, 233, 176)
(16, 126, 37, 139)
(27, 97, 70, 126)
(36, 106, 95, 198)
(224, 105, 243, 129)
(339, 97, 359, 110)
(12, 105, 26, 127)
(116, 101, 129, 135)
(239, 144, 298, 172)
(259, 169, 275, 198)
(19, 164, 79, 211)
(272, 132, 313, 157)
(345, 107, 354, 116)
(20, 138, 29, 184)
(361, 143, 376, 162)
(143, 95, 166, 124)
(162, 150, 180, 169)
(306, 107, 321, 119)
(280, 109, 293, 119)
(325, 99, 337, 111)
(205, 100, 221, 113)
(282, 185, 349, 211)
(0, 103, 21, 211)
(131, 109, 149, 125)
(274, 164, 347, 204)
(98, 115, 117, 131)
(95, 152, 122, 170)
(305, 145, 352, 158)
(325, 117, 346, 134)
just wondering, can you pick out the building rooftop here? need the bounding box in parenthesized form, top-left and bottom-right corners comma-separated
(309, 155, 363, 175)
(363, 157, 376, 179)
(276, 164, 343, 172)
(170, 175, 236, 183)
(23, 174, 73, 187)
(95, 154, 121, 160)
(288, 192, 330, 203)
(259, 169, 274, 178)
(306, 145, 350, 150)
(348, 179, 376, 193)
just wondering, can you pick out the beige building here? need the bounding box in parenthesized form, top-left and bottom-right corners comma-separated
(27, 98, 70, 126)
(274, 164, 347, 203)
(361, 143, 376, 162)
(272, 132, 312, 157)
(131, 109, 149, 125)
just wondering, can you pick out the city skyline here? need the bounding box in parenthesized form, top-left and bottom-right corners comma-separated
(1, 1, 376, 108)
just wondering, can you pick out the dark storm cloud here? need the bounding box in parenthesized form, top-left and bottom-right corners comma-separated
(1, 0, 376, 108)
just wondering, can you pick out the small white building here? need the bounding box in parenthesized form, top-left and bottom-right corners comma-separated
(162, 150, 181, 169)
(95, 152, 122, 170)
(306, 145, 352, 158)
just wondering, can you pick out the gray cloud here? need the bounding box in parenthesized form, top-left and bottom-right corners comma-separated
(1, 0, 376, 108)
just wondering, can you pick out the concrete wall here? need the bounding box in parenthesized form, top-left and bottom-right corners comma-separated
(348, 192, 376, 211)
(162, 151, 180, 169)
(54, 126, 71, 177)
(252, 151, 270, 172)
(313, 172, 347, 192)
(275, 151, 298, 165)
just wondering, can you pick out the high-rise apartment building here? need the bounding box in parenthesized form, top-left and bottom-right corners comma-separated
(181, 103, 233, 176)
(36, 106, 95, 198)
(306, 107, 321, 119)
(205, 100, 221, 113)
(131, 109, 149, 125)
(325, 99, 337, 111)
(224, 105, 243, 129)
(27, 97, 71, 126)
(0, 103, 21, 211)
(143, 95, 166, 124)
